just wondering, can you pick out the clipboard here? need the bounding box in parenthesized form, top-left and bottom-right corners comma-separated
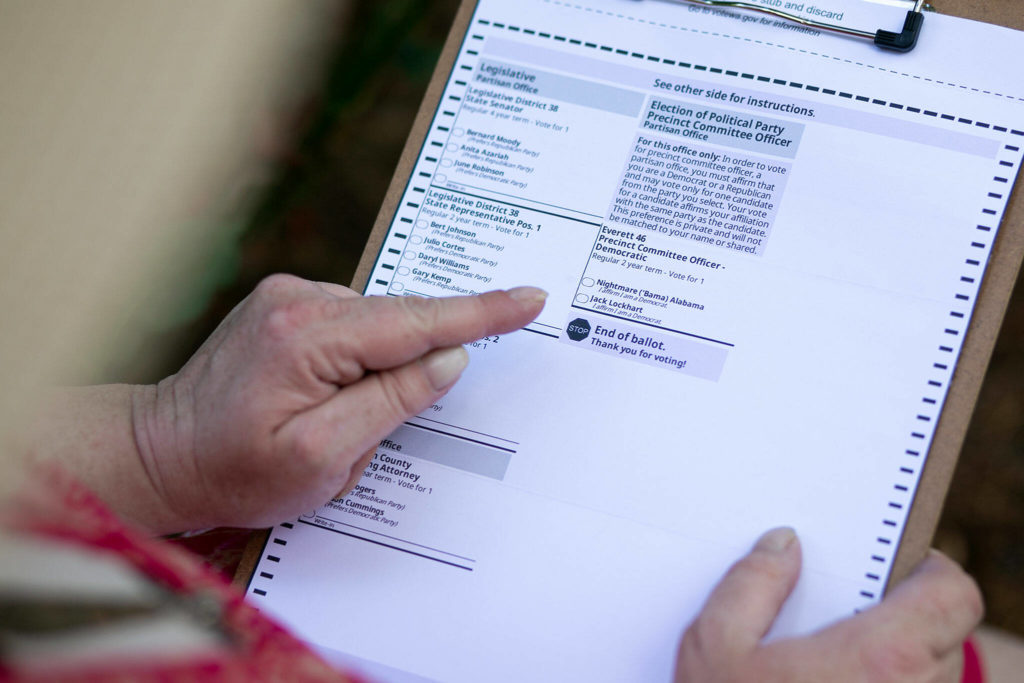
(240, 0, 1024, 598)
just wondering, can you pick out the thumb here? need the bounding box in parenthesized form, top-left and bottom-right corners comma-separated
(280, 345, 470, 486)
(684, 528, 801, 662)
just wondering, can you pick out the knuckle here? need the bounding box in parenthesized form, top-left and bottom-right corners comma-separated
(254, 273, 303, 299)
(397, 295, 442, 335)
(375, 372, 422, 422)
(679, 613, 744, 680)
(263, 305, 299, 341)
(684, 614, 720, 660)
(262, 297, 325, 342)
(921, 570, 985, 630)
(286, 424, 332, 474)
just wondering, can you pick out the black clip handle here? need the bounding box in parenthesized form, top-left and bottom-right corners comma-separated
(874, 10, 924, 52)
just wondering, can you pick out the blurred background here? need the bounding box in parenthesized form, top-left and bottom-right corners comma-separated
(1, 0, 1020, 646)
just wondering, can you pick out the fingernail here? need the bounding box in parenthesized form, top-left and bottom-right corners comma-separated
(755, 527, 797, 553)
(507, 286, 548, 305)
(421, 346, 469, 391)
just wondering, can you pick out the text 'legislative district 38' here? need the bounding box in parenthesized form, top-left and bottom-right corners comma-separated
(561, 315, 728, 381)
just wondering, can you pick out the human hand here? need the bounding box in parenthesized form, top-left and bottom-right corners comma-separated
(675, 528, 983, 682)
(131, 275, 546, 532)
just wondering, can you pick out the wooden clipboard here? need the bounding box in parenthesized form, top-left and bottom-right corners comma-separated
(239, 0, 1024, 593)
(882, 0, 1024, 584)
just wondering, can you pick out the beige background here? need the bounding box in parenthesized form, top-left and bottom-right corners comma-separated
(0, 0, 346, 495)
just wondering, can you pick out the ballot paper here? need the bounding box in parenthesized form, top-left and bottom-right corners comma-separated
(247, 1, 1024, 680)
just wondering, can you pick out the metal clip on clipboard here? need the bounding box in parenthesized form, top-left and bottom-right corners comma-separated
(673, 0, 926, 51)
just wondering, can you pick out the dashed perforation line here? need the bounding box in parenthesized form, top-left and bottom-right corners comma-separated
(253, 523, 297, 599)
(477, 16, 1024, 133)
(540, 0, 1024, 103)
(867, 149, 1015, 605)
(369, 41, 486, 295)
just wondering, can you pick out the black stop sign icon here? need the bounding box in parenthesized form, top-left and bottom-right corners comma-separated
(566, 318, 591, 342)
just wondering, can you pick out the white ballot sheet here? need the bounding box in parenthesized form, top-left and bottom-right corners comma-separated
(248, 2, 1024, 681)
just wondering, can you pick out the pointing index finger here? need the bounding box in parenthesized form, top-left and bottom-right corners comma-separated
(324, 287, 547, 372)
